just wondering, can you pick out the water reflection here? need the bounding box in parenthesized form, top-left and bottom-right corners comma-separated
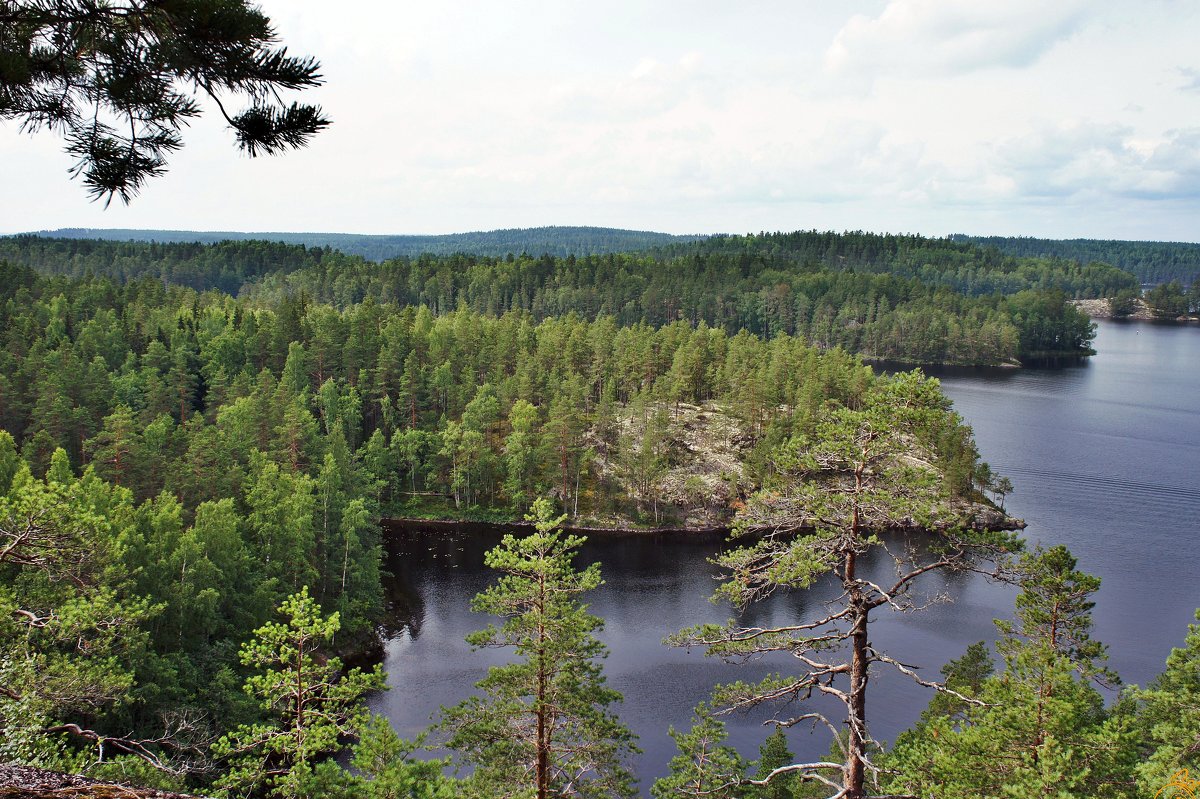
(370, 321, 1200, 794)
(371, 522, 1015, 790)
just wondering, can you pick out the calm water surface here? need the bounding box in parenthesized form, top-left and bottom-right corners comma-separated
(370, 320, 1200, 791)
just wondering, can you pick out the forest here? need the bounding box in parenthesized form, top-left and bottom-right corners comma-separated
(1, 231, 1115, 365)
(954, 234, 1200, 286)
(1, 234, 1195, 799)
(31, 226, 707, 262)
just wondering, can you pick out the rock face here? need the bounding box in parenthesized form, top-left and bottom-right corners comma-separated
(588, 401, 752, 528)
(583, 401, 1024, 533)
(959, 503, 1026, 532)
(1071, 297, 1197, 322)
(0, 765, 202, 799)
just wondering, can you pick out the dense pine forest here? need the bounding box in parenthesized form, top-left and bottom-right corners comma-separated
(953, 234, 1200, 286)
(1, 232, 1196, 799)
(1, 230, 1119, 365)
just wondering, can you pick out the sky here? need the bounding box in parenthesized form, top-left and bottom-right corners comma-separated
(4, 0, 1200, 240)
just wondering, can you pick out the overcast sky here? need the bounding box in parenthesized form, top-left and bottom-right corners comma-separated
(4, 1, 1200, 240)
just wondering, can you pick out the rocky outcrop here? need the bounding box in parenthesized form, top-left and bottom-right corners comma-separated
(1071, 297, 1197, 322)
(958, 503, 1026, 532)
(588, 401, 750, 528)
(391, 400, 1025, 536)
(0, 765, 202, 799)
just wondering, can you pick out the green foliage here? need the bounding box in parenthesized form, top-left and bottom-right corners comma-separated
(670, 372, 1017, 799)
(0, 230, 1119, 365)
(1, 1, 328, 202)
(439, 498, 638, 799)
(885, 547, 1137, 799)
(0, 454, 157, 770)
(750, 728, 800, 799)
(348, 718, 458, 799)
(1128, 610, 1200, 794)
(25, 226, 706, 262)
(1005, 288, 1096, 357)
(0, 228, 1085, 794)
(1108, 287, 1140, 317)
(211, 588, 385, 799)
(1145, 280, 1194, 318)
(954, 234, 1200, 286)
(651, 706, 748, 799)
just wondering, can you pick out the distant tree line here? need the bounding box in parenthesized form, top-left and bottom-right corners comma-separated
(954, 234, 1200, 286)
(1, 231, 1111, 364)
(20, 226, 707, 262)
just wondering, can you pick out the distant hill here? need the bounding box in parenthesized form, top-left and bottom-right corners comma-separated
(28, 225, 708, 261)
(951, 234, 1200, 285)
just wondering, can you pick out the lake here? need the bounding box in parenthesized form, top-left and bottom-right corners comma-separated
(369, 319, 1200, 791)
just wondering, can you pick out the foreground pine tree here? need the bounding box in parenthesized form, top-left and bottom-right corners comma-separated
(439, 498, 638, 798)
(668, 372, 1017, 799)
(650, 706, 747, 799)
(885, 546, 1138, 798)
(212, 588, 385, 798)
(1129, 609, 1200, 794)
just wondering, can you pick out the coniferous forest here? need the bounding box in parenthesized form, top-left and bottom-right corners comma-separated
(0, 232, 1196, 799)
(1, 230, 1117, 365)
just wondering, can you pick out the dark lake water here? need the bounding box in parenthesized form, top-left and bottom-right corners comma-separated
(369, 320, 1200, 792)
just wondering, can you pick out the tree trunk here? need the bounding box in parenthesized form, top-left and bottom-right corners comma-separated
(846, 595, 869, 799)
(536, 571, 550, 799)
(560, 439, 570, 511)
(845, 467, 868, 799)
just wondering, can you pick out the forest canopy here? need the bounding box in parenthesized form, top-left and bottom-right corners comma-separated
(0, 230, 1115, 365)
(0, 232, 1196, 797)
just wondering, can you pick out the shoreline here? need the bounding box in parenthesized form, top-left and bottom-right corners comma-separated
(383, 515, 731, 537)
(1072, 298, 1199, 323)
(381, 508, 1027, 538)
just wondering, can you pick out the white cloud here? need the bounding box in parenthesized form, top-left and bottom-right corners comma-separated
(825, 0, 1091, 80)
(997, 124, 1200, 201)
(4, 1, 1200, 240)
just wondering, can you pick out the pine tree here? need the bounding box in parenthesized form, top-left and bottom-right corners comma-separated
(1130, 609, 1200, 794)
(669, 372, 1017, 799)
(438, 498, 638, 799)
(212, 588, 385, 798)
(347, 717, 459, 799)
(651, 706, 748, 799)
(752, 728, 800, 799)
(2, 1, 330, 202)
(885, 546, 1137, 798)
(0, 455, 157, 769)
(84, 404, 145, 494)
